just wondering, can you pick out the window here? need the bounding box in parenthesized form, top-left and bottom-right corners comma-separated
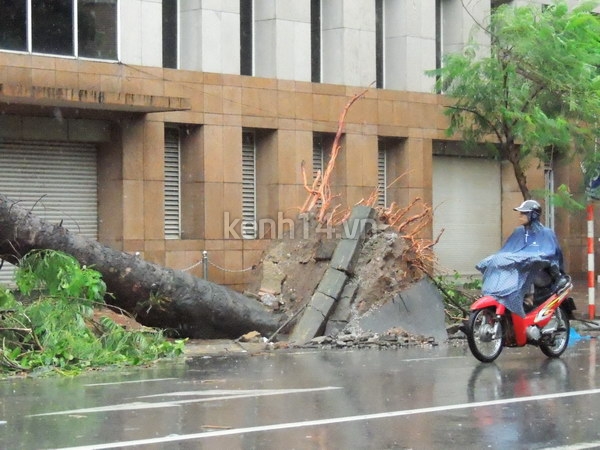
(33, 0, 74, 55)
(240, 0, 253, 76)
(377, 139, 387, 207)
(492, 0, 512, 8)
(0, 1, 26, 51)
(162, 0, 178, 68)
(375, 0, 384, 88)
(78, 0, 118, 59)
(0, 0, 118, 60)
(242, 130, 257, 238)
(311, 0, 321, 83)
(164, 127, 181, 239)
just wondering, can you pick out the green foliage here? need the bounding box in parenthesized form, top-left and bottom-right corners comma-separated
(532, 183, 585, 212)
(15, 250, 107, 304)
(428, 0, 600, 198)
(434, 272, 482, 321)
(0, 250, 185, 376)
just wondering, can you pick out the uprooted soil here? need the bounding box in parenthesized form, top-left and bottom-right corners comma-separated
(245, 217, 429, 333)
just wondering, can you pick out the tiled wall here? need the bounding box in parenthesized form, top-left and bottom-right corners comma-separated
(0, 52, 587, 289)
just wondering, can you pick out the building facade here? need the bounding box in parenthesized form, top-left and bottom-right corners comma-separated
(0, 0, 588, 289)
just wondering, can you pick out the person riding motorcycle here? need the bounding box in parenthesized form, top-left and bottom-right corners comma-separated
(513, 200, 570, 302)
(476, 199, 571, 317)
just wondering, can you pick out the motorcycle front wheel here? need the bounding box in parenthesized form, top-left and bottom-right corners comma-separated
(467, 308, 504, 363)
(540, 306, 570, 358)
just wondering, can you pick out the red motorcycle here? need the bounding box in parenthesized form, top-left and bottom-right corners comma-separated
(466, 278, 574, 362)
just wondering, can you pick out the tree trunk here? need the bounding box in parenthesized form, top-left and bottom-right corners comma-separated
(506, 143, 531, 200)
(0, 193, 285, 339)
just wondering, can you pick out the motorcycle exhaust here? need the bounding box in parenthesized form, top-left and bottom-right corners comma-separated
(526, 325, 541, 342)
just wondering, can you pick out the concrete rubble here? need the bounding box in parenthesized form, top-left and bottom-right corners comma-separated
(288, 206, 375, 344)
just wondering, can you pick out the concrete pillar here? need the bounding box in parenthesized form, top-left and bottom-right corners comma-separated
(254, 0, 312, 81)
(441, 0, 490, 57)
(384, 0, 437, 93)
(388, 137, 432, 208)
(120, 0, 162, 66)
(321, 0, 376, 86)
(180, 0, 240, 74)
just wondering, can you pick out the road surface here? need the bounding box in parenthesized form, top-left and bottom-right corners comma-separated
(1, 336, 599, 449)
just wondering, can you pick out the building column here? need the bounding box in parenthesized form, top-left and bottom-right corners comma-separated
(440, 0, 491, 56)
(384, 0, 437, 93)
(254, 0, 312, 81)
(321, 0, 376, 87)
(387, 137, 433, 237)
(180, 1, 240, 74)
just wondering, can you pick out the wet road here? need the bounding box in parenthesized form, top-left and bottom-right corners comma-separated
(1, 338, 600, 450)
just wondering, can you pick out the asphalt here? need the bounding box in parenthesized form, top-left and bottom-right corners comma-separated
(180, 276, 600, 358)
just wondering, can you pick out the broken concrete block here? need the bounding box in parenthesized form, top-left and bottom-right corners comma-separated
(289, 292, 337, 344)
(309, 292, 337, 316)
(342, 206, 377, 239)
(238, 331, 262, 342)
(316, 268, 347, 300)
(358, 278, 448, 344)
(325, 280, 359, 336)
(289, 306, 327, 344)
(314, 239, 337, 261)
(260, 261, 286, 295)
(330, 238, 363, 275)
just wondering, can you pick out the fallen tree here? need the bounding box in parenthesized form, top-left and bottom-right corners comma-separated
(0, 193, 285, 338)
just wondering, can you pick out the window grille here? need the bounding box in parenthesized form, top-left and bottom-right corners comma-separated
(312, 134, 324, 180)
(378, 140, 387, 208)
(164, 127, 181, 239)
(242, 130, 257, 239)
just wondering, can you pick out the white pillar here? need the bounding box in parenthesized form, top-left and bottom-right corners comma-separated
(384, 0, 437, 93)
(180, 0, 240, 74)
(321, 0, 376, 87)
(254, 0, 312, 81)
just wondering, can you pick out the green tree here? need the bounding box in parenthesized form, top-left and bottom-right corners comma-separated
(0, 250, 185, 376)
(430, 0, 600, 200)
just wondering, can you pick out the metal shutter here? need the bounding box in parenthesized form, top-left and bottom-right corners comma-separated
(242, 131, 256, 239)
(0, 140, 98, 286)
(432, 156, 501, 276)
(164, 127, 181, 239)
(377, 141, 387, 208)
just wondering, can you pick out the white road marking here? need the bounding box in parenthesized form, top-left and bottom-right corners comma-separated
(53, 387, 600, 450)
(84, 378, 178, 387)
(30, 386, 342, 417)
(401, 356, 466, 362)
(137, 388, 301, 397)
(543, 443, 600, 450)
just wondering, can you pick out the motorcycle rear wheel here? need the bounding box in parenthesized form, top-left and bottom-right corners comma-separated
(467, 308, 504, 363)
(540, 306, 570, 358)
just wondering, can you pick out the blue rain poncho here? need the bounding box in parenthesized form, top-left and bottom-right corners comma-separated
(475, 221, 563, 317)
